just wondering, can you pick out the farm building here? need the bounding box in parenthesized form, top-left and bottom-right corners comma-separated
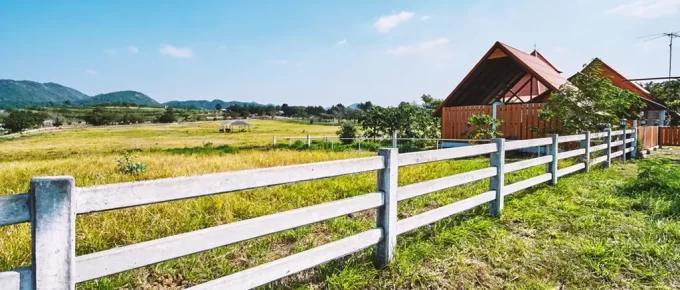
(433, 41, 667, 140)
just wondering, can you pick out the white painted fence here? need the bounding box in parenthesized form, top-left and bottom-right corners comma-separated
(0, 128, 636, 290)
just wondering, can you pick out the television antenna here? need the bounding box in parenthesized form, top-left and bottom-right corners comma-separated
(637, 31, 680, 80)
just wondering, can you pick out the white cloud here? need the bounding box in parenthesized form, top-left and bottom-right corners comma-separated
(274, 60, 288, 65)
(337, 39, 347, 45)
(374, 11, 414, 33)
(126, 45, 139, 53)
(159, 45, 193, 58)
(606, 0, 680, 18)
(85, 69, 98, 75)
(386, 38, 450, 56)
(421, 15, 431, 21)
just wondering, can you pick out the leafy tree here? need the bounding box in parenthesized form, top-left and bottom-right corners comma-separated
(157, 107, 176, 123)
(3, 111, 44, 133)
(336, 121, 358, 144)
(357, 102, 374, 111)
(643, 80, 680, 125)
(215, 103, 222, 112)
(53, 118, 63, 127)
(465, 114, 502, 139)
(540, 64, 643, 135)
(420, 94, 443, 111)
(360, 102, 439, 139)
(84, 107, 118, 126)
(63, 100, 71, 106)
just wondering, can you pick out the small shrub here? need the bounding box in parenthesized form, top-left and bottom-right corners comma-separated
(337, 121, 357, 144)
(465, 113, 502, 139)
(116, 152, 147, 175)
(634, 158, 680, 194)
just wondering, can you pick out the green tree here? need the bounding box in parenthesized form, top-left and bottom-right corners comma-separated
(359, 102, 439, 139)
(540, 64, 643, 134)
(64, 100, 71, 106)
(420, 94, 443, 111)
(215, 103, 222, 112)
(643, 80, 680, 125)
(157, 107, 175, 123)
(3, 111, 44, 133)
(84, 107, 118, 126)
(336, 121, 357, 144)
(465, 113, 502, 139)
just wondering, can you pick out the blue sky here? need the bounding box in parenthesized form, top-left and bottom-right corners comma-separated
(1, 0, 679, 106)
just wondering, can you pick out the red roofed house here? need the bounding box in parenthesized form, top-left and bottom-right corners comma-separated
(434, 42, 667, 140)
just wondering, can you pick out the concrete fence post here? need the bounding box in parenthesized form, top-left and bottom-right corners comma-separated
(306, 135, 311, 147)
(375, 148, 398, 268)
(622, 127, 627, 163)
(392, 131, 397, 148)
(489, 138, 505, 217)
(581, 131, 591, 173)
(548, 134, 558, 185)
(30, 176, 76, 290)
(272, 136, 277, 145)
(631, 124, 638, 159)
(604, 128, 612, 168)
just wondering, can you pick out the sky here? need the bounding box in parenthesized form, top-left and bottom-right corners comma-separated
(0, 0, 679, 106)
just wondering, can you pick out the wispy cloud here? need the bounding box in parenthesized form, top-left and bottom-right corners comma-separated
(374, 11, 414, 33)
(420, 15, 431, 21)
(337, 39, 347, 45)
(85, 69, 98, 75)
(606, 0, 680, 18)
(386, 38, 450, 56)
(126, 45, 139, 53)
(159, 45, 193, 58)
(274, 60, 288, 65)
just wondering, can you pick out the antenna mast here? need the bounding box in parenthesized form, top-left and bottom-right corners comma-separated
(637, 31, 680, 80)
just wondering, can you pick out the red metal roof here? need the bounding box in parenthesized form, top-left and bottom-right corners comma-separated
(433, 41, 570, 116)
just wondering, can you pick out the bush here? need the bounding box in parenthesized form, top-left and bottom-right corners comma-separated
(116, 152, 147, 175)
(336, 121, 357, 144)
(634, 158, 680, 194)
(3, 111, 44, 133)
(84, 107, 118, 126)
(157, 107, 175, 123)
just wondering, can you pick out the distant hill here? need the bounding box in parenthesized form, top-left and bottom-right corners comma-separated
(163, 99, 270, 109)
(75, 91, 161, 107)
(0, 80, 89, 108)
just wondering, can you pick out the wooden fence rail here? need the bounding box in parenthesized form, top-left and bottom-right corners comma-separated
(0, 129, 636, 290)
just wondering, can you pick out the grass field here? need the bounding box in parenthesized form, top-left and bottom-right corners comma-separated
(1, 120, 679, 289)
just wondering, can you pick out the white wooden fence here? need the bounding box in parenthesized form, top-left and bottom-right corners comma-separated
(0, 128, 636, 290)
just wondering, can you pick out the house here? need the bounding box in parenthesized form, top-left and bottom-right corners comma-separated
(434, 41, 667, 141)
(574, 58, 667, 125)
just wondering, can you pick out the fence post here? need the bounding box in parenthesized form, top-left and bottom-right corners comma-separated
(621, 126, 627, 163)
(489, 138, 505, 217)
(548, 134, 558, 185)
(272, 136, 277, 145)
(392, 131, 397, 148)
(581, 131, 591, 172)
(375, 148, 398, 268)
(631, 121, 638, 159)
(30, 176, 76, 290)
(605, 128, 612, 168)
(306, 135, 311, 147)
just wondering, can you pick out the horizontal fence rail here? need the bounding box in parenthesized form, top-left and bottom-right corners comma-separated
(0, 127, 641, 290)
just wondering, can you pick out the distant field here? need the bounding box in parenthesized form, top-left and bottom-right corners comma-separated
(0, 121, 678, 289)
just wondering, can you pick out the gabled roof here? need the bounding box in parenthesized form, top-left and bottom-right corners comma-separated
(433, 41, 569, 116)
(582, 58, 653, 100)
(530, 50, 562, 73)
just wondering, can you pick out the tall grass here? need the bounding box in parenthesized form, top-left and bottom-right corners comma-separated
(1, 121, 679, 289)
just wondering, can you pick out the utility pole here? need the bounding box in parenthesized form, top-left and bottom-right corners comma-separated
(637, 31, 680, 80)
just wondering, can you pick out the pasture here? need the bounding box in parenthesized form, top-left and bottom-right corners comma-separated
(1, 120, 679, 289)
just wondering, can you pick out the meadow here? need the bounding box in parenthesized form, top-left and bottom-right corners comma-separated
(0, 120, 679, 289)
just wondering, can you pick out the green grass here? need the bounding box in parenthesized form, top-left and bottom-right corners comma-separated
(0, 121, 679, 289)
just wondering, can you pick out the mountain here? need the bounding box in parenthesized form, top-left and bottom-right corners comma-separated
(163, 99, 270, 110)
(0, 80, 89, 108)
(347, 103, 359, 109)
(75, 91, 161, 107)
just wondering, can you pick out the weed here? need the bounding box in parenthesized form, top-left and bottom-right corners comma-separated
(116, 152, 147, 175)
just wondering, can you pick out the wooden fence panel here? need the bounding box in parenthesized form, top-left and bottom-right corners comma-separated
(660, 127, 680, 146)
